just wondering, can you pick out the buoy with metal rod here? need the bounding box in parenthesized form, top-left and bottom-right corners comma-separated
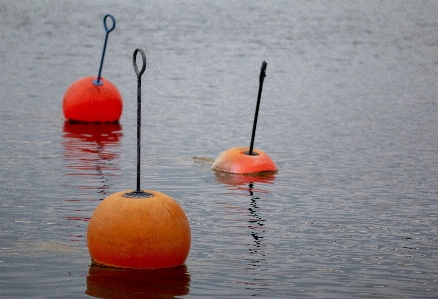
(212, 61, 277, 174)
(63, 14, 123, 123)
(87, 48, 191, 269)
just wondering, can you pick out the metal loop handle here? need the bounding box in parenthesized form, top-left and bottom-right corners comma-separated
(133, 48, 147, 78)
(93, 14, 116, 86)
(103, 14, 116, 33)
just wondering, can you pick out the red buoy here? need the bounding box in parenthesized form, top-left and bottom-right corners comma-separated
(212, 147, 277, 174)
(63, 76, 123, 123)
(63, 15, 122, 123)
(212, 61, 277, 174)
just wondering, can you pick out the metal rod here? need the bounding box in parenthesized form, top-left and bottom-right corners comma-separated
(93, 14, 116, 86)
(123, 48, 153, 199)
(245, 61, 267, 156)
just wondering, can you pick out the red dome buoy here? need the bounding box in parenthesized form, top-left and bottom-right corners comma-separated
(87, 190, 191, 269)
(212, 61, 277, 174)
(63, 14, 122, 123)
(87, 48, 191, 269)
(63, 76, 122, 123)
(212, 147, 277, 174)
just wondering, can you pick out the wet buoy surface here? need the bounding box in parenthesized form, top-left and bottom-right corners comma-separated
(212, 146, 277, 174)
(63, 76, 123, 123)
(87, 190, 191, 269)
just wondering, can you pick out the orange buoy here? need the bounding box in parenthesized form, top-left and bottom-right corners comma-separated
(87, 190, 191, 269)
(87, 48, 191, 269)
(63, 76, 123, 123)
(212, 146, 277, 174)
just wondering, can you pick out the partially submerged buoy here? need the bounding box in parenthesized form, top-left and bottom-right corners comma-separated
(87, 48, 190, 269)
(212, 61, 277, 174)
(63, 14, 122, 123)
(212, 147, 276, 174)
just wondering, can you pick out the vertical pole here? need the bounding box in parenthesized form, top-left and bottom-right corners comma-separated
(245, 61, 267, 156)
(124, 48, 153, 199)
(136, 75, 141, 192)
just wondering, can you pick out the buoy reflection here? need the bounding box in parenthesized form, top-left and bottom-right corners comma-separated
(62, 122, 123, 200)
(246, 183, 265, 258)
(214, 171, 275, 188)
(62, 122, 123, 243)
(214, 172, 274, 293)
(86, 264, 190, 298)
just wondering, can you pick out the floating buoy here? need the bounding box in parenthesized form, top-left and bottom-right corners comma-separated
(63, 76, 122, 123)
(63, 14, 122, 123)
(212, 61, 277, 174)
(212, 149, 277, 177)
(87, 48, 191, 269)
(87, 190, 191, 269)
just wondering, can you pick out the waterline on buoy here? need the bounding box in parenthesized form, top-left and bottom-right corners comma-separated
(212, 147, 277, 174)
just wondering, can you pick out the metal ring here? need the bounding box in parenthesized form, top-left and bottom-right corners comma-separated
(103, 14, 116, 33)
(133, 48, 147, 78)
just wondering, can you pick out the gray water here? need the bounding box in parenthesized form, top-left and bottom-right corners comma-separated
(1, 0, 438, 298)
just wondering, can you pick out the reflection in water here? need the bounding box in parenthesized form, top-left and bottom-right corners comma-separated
(86, 264, 190, 298)
(214, 172, 275, 294)
(243, 183, 269, 295)
(62, 122, 123, 243)
(214, 171, 276, 188)
(62, 122, 123, 200)
(247, 183, 265, 258)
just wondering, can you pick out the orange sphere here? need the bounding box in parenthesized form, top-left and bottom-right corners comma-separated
(63, 76, 123, 123)
(87, 190, 191, 269)
(212, 147, 277, 174)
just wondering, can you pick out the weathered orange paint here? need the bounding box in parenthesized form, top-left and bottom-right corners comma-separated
(87, 190, 191, 269)
(63, 76, 122, 123)
(212, 147, 277, 174)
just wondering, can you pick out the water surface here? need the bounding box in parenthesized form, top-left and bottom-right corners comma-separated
(1, 1, 438, 298)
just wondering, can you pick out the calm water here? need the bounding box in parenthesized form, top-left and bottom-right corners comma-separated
(1, 0, 438, 298)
